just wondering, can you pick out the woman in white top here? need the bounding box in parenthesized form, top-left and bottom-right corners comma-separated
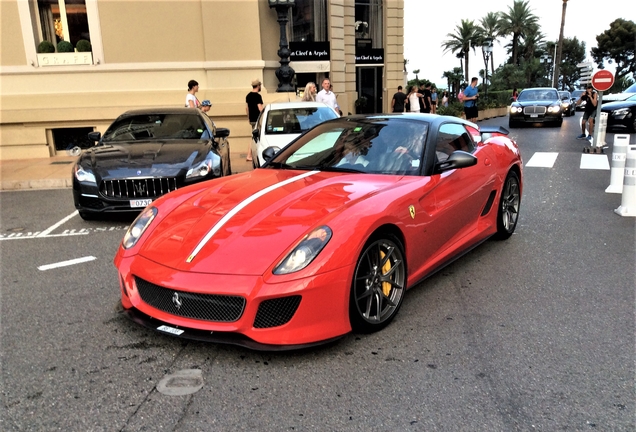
(185, 80, 200, 108)
(407, 85, 423, 113)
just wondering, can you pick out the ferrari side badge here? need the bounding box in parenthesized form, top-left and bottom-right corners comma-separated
(409, 205, 416, 219)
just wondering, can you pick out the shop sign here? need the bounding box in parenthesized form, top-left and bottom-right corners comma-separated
(289, 42, 330, 62)
(355, 48, 384, 65)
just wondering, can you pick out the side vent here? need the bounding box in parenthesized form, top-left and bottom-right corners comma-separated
(481, 190, 497, 216)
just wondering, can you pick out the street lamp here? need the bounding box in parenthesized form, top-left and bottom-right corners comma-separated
(268, 0, 296, 92)
(540, 53, 552, 85)
(482, 38, 493, 99)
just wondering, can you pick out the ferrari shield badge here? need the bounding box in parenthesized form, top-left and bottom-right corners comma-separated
(409, 205, 415, 219)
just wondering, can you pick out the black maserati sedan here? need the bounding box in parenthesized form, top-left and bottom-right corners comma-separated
(73, 108, 230, 220)
(601, 94, 636, 132)
(508, 87, 563, 128)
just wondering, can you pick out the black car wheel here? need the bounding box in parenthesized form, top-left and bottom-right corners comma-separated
(349, 234, 406, 333)
(493, 171, 521, 240)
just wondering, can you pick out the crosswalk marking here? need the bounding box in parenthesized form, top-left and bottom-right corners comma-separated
(524, 152, 610, 171)
(580, 154, 610, 170)
(525, 152, 559, 168)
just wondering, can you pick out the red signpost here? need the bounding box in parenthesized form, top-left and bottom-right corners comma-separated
(591, 70, 615, 92)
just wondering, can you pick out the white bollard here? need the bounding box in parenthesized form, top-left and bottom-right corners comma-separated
(614, 147, 636, 217)
(605, 135, 631, 193)
(597, 112, 608, 148)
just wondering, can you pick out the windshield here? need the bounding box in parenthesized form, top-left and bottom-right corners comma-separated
(572, 90, 584, 98)
(518, 89, 559, 102)
(267, 118, 429, 176)
(265, 107, 339, 135)
(102, 113, 208, 142)
(559, 91, 570, 99)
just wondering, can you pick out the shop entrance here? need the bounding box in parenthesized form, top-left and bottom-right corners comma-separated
(356, 66, 383, 114)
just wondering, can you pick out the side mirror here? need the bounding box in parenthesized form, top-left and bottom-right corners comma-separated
(215, 128, 230, 139)
(88, 131, 101, 144)
(262, 146, 281, 162)
(434, 150, 478, 174)
(252, 128, 259, 142)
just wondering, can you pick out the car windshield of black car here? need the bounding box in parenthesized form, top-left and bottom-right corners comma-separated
(102, 114, 207, 142)
(265, 108, 338, 135)
(518, 90, 558, 102)
(269, 119, 429, 176)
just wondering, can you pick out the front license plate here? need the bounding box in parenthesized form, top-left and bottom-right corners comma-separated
(157, 325, 184, 335)
(130, 199, 152, 208)
(530, 114, 539, 118)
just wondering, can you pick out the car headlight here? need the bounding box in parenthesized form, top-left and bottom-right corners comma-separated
(612, 108, 630, 116)
(122, 206, 157, 249)
(510, 106, 522, 113)
(186, 154, 221, 179)
(274, 226, 332, 275)
(73, 164, 96, 184)
(548, 105, 561, 113)
(561, 101, 570, 107)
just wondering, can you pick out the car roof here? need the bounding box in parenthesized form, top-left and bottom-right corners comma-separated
(120, 107, 202, 116)
(266, 102, 334, 110)
(344, 112, 478, 129)
(521, 87, 558, 92)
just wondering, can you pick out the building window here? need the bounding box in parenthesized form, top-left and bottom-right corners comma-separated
(35, 0, 90, 49)
(355, 0, 383, 49)
(289, 0, 327, 42)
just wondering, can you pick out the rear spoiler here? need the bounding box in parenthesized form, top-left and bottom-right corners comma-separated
(479, 126, 509, 136)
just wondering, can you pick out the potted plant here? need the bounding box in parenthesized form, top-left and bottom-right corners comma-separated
(57, 41, 74, 52)
(37, 41, 55, 53)
(76, 39, 91, 52)
(37, 40, 93, 66)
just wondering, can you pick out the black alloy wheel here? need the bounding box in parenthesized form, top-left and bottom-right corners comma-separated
(493, 170, 521, 240)
(349, 234, 406, 333)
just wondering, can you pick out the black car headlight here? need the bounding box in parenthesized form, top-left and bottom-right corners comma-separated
(274, 226, 332, 275)
(186, 154, 221, 179)
(612, 108, 630, 117)
(510, 106, 522, 113)
(73, 164, 96, 184)
(547, 104, 561, 113)
(122, 206, 157, 249)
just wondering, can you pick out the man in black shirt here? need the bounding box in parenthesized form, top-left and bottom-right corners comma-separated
(576, 85, 597, 141)
(245, 79, 264, 161)
(391, 86, 407, 113)
(422, 83, 433, 113)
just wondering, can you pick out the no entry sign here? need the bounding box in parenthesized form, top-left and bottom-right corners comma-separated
(592, 70, 615, 92)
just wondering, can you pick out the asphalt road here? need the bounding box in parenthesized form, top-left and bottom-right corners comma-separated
(1, 113, 634, 431)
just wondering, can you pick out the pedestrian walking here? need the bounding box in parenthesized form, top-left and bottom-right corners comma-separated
(463, 77, 479, 122)
(407, 86, 423, 113)
(576, 84, 598, 141)
(301, 82, 317, 102)
(441, 91, 449, 107)
(245, 79, 264, 161)
(430, 87, 438, 114)
(185, 80, 200, 108)
(391, 86, 407, 113)
(316, 78, 341, 115)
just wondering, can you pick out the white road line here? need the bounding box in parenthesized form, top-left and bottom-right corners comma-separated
(38, 256, 97, 271)
(525, 152, 559, 168)
(580, 154, 610, 170)
(36, 211, 79, 237)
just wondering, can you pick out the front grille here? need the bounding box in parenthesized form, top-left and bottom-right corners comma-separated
(523, 106, 546, 115)
(134, 276, 245, 322)
(100, 178, 177, 199)
(253, 296, 301, 328)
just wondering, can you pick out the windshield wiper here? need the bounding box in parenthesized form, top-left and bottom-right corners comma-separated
(318, 165, 365, 173)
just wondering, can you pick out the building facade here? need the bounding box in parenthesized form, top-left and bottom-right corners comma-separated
(0, 0, 404, 160)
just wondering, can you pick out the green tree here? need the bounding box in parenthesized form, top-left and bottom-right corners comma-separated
(442, 19, 478, 82)
(498, 0, 539, 66)
(441, 67, 464, 99)
(591, 19, 636, 82)
(476, 11, 501, 75)
(489, 63, 526, 91)
(557, 37, 586, 90)
(412, 69, 420, 85)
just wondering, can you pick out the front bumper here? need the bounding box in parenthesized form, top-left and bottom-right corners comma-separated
(115, 254, 354, 348)
(509, 111, 562, 123)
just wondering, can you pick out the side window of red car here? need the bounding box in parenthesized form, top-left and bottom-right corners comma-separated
(465, 125, 481, 145)
(435, 123, 475, 162)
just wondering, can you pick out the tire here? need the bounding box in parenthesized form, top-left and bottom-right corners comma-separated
(493, 171, 521, 240)
(78, 211, 95, 221)
(349, 233, 406, 333)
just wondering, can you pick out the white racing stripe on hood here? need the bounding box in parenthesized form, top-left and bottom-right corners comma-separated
(186, 170, 320, 263)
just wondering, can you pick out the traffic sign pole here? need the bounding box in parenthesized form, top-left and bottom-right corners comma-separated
(590, 70, 615, 150)
(593, 91, 604, 148)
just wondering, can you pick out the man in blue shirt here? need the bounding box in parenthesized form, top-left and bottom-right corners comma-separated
(463, 77, 479, 122)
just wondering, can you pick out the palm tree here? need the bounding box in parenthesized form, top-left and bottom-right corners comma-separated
(476, 11, 500, 75)
(498, 0, 539, 66)
(442, 19, 478, 82)
(518, 24, 545, 63)
(441, 67, 464, 99)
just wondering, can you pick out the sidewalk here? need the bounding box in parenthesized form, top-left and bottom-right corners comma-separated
(0, 151, 254, 191)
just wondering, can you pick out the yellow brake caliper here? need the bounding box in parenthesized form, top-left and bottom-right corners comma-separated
(380, 251, 392, 297)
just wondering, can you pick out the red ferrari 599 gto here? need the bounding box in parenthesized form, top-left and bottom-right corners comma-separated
(115, 114, 522, 350)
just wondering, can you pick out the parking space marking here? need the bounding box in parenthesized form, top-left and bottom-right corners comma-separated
(38, 256, 97, 271)
(37, 211, 79, 237)
(525, 152, 559, 168)
(580, 154, 610, 170)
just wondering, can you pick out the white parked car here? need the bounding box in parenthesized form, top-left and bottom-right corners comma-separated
(250, 102, 339, 167)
